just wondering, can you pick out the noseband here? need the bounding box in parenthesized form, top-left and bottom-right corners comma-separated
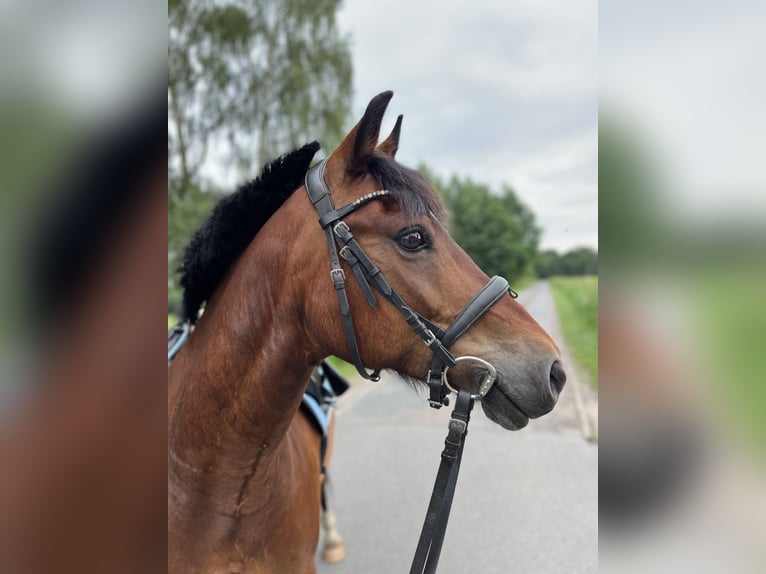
(306, 159, 518, 574)
(305, 159, 515, 408)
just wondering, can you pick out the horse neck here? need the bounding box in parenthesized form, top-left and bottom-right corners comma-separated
(168, 238, 318, 507)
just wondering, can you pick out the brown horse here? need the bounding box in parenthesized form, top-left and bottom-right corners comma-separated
(168, 91, 565, 573)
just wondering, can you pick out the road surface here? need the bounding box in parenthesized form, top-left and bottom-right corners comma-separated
(316, 281, 598, 573)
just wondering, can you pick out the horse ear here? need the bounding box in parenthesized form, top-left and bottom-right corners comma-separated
(377, 114, 403, 158)
(332, 91, 393, 175)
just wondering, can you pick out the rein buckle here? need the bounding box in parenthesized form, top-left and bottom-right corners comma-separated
(448, 417, 467, 434)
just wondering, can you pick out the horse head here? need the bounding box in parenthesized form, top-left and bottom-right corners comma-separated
(279, 91, 565, 430)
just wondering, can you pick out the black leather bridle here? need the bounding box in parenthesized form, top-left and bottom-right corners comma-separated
(305, 158, 518, 573)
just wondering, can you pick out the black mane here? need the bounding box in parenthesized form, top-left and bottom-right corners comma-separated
(179, 144, 444, 323)
(179, 142, 320, 322)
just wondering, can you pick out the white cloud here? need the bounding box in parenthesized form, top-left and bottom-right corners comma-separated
(601, 0, 766, 218)
(338, 0, 597, 251)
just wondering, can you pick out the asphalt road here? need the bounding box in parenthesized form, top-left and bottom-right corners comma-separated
(316, 281, 598, 573)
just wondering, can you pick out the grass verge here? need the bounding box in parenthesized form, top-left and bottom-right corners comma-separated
(688, 267, 766, 456)
(549, 276, 598, 390)
(325, 356, 358, 381)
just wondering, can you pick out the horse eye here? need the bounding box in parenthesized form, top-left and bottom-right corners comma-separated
(399, 230, 425, 251)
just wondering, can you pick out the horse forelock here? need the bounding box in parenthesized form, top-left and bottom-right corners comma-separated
(366, 154, 445, 221)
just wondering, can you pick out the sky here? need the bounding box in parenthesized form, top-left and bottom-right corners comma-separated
(337, 0, 598, 252)
(600, 0, 766, 221)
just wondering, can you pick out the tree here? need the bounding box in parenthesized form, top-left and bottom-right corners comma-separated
(169, 0, 352, 189)
(425, 169, 541, 281)
(599, 116, 660, 267)
(168, 180, 216, 315)
(536, 249, 561, 278)
(168, 0, 353, 309)
(560, 247, 598, 275)
(537, 247, 598, 277)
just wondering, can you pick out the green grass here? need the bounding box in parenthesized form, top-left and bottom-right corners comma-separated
(549, 276, 598, 389)
(688, 268, 766, 455)
(325, 356, 358, 381)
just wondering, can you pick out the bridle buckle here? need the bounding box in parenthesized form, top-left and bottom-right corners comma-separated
(426, 369, 449, 408)
(330, 268, 345, 283)
(448, 417, 467, 434)
(333, 221, 350, 238)
(339, 245, 353, 260)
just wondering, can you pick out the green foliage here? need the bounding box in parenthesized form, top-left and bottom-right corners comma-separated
(168, 180, 217, 312)
(423, 167, 541, 281)
(169, 0, 352, 187)
(325, 356, 357, 381)
(550, 276, 599, 389)
(535, 250, 559, 278)
(537, 247, 598, 277)
(168, 0, 352, 307)
(599, 116, 662, 266)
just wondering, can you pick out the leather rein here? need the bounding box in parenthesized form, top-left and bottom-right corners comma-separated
(305, 159, 517, 573)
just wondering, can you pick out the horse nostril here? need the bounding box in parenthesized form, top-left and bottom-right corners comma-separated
(550, 360, 567, 395)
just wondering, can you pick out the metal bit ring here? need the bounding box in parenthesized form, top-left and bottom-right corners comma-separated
(442, 356, 498, 400)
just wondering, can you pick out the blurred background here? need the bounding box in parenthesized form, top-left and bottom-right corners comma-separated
(167, 1, 599, 573)
(0, 0, 600, 572)
(167, 3, 599, 568)
(3, 0, 762, 572)
(0, 1, 167, 572)
(600, 1, 766, 572)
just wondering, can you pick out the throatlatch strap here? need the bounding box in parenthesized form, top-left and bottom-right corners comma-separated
(410, 390, 474, 574)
